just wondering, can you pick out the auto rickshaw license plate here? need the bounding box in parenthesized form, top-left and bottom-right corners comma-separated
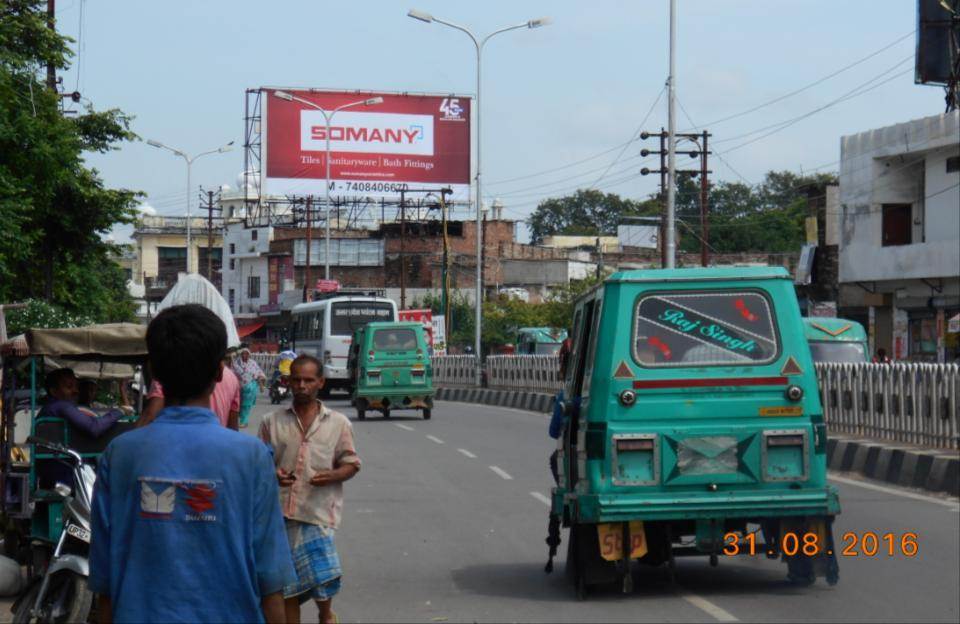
(597, 521, 647, 561)
(66, 523, 90, 543)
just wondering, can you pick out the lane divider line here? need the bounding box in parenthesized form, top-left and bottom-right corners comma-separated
(394, 424, 415, 432)
(457, 448, 477, 459)
(829, 474, 960, 510)
(489, 465, 513, 480)
(426, 435, 445, 445)
(678, 592, 739, 622)
(530, 492, 551, 507)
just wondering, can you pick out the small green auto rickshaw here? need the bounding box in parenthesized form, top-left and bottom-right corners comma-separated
(348, 322, 434, 420)
(546, 267, 840, 598)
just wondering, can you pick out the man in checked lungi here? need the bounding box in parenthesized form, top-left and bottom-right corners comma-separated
(259, 354, 361, 624)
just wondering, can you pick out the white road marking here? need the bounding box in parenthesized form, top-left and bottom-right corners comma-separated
(394, 424, 415, 432)
(829, 474, 960, 510)
(530, 492, 551, 506)
(457, 448, 477, 458)
(678, 592, 739, 622)
(426, 435, 445, 445)
(489, 465, 513, 480)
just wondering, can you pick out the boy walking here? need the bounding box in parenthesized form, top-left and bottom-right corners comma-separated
(89, 304, 295, 623)
(258, 355, 361, 624)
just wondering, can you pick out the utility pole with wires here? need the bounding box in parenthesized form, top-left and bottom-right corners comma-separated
(640, 129, 712, 267)
(199, 188, 223, 283)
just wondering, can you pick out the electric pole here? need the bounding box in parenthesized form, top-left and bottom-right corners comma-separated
(640, 129, 712, 267)
(199, 188, 223, 282)
(399, 189, 407, 310)
(304, 196, 313, 302)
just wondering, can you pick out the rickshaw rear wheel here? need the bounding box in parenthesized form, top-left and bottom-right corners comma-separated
(422, 408, 432, 420)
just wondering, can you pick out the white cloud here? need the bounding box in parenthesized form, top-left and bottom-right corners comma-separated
(138, 203, 157, 216)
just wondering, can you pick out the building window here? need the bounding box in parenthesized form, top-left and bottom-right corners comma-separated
(251, 230, 258, 241)
(248, 275, 260, 299)
(947, 156, 960, 173)
(229, 258, 235, 270)
(881, 204, 912, 246)
(229, 243, 235, 254)
(228, 289, 235, 311)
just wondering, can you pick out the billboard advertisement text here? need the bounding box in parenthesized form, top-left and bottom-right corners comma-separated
(265, 89, 471, 201)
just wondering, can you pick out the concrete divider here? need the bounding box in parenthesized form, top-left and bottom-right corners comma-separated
(827, 435, 959, 496)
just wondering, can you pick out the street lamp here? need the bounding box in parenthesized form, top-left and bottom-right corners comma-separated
(408, 9, 550, 379)
(272, 90, 383, 282)
(146, 139, 234, 273)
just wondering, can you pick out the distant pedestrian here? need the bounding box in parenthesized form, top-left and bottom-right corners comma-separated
(872, 348, 892, 364)
(89, 304, 294, 623)
(259, 355, 361, 624)
(234, 347, 266, 428)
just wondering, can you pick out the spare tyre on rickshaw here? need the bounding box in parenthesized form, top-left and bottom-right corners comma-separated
(1, 323, 146, 622)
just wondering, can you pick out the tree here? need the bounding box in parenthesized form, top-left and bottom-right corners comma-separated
(527, 189, 653, 245)
(0, 0, 139, 322)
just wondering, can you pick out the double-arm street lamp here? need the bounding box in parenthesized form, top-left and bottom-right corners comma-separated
(407, 9, 550, 375)
(272, 91, 383, 282)
(146, 139, 234, 273)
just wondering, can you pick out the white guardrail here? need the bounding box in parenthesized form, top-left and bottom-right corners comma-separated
(815, 362, 959, 449)
(260, 352, 959, 449)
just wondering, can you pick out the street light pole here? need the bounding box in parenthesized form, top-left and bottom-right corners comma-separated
(146, 139, 234, 273)
(271, 91, 383, 281)
(408, 9, 550, 380)
(666, 0, 678, 268)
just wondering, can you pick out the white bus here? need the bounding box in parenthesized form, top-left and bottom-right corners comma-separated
(291, 294, 397, 393)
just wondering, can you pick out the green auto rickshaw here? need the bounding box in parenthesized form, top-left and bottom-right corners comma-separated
(802, 317, 869, 363)
(348, 321, 434, 420)
(546, 267, 840, 598)
(516, 327, 568, 355)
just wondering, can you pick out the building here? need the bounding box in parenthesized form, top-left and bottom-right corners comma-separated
(131, 215, 223, 308)
(837, 110, 960, 362)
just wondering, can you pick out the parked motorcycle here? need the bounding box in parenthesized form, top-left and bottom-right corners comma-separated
(12, 437, 95, 624)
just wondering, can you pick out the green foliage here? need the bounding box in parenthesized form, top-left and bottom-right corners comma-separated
(414, 277, 601, 354)
(0, 1, 139, 322)
(527, 189, 654, 245)
(529, 171, 838, 254)
(4, 298, 93, 336)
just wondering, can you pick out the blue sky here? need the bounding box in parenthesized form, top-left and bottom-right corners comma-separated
(56, 1, 944, 243)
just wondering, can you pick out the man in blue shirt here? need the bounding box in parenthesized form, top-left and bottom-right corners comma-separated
(38, 368, 124, 438)
(89, 304, 295, 623)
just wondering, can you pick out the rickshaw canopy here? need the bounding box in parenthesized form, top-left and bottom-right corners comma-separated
(26, 323, 147, 365)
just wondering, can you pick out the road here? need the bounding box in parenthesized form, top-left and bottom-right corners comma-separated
(244, 394, 960, 623)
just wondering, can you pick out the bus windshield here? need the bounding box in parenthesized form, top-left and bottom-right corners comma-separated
(808, 341, 867, 363)
(331, 302, 394, 336)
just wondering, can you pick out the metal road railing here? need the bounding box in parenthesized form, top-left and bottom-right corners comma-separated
(249, 353, 278, 373)
(256, 352, 959, 449)
(431, 355, 480, 387)
(485, 355, 564, 394)
(815, 362, 959, 449)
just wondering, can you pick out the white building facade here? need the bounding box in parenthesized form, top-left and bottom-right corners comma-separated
(838, 110, 960, 362)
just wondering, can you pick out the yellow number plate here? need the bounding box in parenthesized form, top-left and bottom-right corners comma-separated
(597, 521, 648, 561)
(759, 406, 803, 417)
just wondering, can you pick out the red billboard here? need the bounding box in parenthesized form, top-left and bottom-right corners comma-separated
(264, 89, 471, 201)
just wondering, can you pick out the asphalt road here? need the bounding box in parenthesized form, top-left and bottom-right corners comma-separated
(245, 394, 960, 623)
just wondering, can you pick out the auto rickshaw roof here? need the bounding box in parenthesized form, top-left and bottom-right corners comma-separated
(26, 323, 147, 362)
(802, 317, 868, 342)
(607, 266, 791, 283)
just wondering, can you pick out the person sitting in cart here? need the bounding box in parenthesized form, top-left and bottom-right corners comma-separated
(38, 368, 124, 438)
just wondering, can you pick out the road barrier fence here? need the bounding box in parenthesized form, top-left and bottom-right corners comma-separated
(254, 351, 959, 448)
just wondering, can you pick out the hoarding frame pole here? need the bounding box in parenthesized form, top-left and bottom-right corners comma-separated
(400, 189, 407, 310)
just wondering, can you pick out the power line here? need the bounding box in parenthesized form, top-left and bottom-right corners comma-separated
(678, 30, 915, 132)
